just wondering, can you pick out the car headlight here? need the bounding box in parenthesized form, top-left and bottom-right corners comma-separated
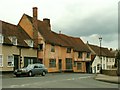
(15, 70, 17, 72)
(22, 69, 28, 72)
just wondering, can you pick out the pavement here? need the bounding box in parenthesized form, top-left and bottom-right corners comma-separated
(94, 74, 120, 84)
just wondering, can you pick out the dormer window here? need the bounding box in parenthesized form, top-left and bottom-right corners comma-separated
(9, 36, 17, 45)
(0, 35, 3, 44)
(25, 40, 33, 47)
(67, 48, 71, 53)
(87, 52, 90, 58)
(12, 37, 17, 45)
(51, 44, 55, 52)
(78, 52, 83, 58)
(38, 44, 43, 51)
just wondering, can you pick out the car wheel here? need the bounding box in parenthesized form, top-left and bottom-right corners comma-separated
(41, 71, 46, 76)
(28, 71, 33, 77)
(16, 74, 20, 77)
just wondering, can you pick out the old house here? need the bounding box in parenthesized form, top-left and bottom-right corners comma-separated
(86, 43, 115, 73)
(18, 7, 92, 73)
(0, 20, 37, 72)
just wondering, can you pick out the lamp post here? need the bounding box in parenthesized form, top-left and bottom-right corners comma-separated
(99, 36, 102, 73)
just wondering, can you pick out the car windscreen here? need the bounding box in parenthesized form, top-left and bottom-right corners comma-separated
(27, 64, 34, 69)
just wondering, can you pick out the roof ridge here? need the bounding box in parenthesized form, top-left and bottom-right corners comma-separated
(0, 20, 17, 27)
(88, 43, 108, 49)
(59, 33, 80, 39)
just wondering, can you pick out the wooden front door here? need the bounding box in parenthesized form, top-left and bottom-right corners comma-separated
(14, 55, 19, 70)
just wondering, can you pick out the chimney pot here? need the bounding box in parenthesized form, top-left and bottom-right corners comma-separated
(110, 48, 113, 51)
(59, 31, 61, 34)
(87, 41, 89, 44)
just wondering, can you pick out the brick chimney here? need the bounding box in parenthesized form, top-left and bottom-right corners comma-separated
(32, 7, 38, 48)
(33, 7, 38, 29)
(110, 48, 113, 51)
(43, 18, 51, 31)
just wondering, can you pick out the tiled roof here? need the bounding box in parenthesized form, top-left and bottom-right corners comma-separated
(25, 14, 90, 52)
(0, 20, 32, 47)
(58, 34, 91, 52)
(87, 44, 115, 57)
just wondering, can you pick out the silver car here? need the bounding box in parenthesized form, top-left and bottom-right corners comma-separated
(14, 64, 48, 77)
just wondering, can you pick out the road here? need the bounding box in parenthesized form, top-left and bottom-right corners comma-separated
(1, 73, 119, 88)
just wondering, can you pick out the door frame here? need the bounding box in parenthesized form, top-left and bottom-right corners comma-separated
(58, 59, 62, 72)
(13, 55, 19, 71)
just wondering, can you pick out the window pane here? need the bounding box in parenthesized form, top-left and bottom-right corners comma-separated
(12, 37, 17, 45)
(38, 44, 43, 51)
(0, 35, 3, 43)
(87, 53, 90, 58)
(0, 55, 3, 66)
(49, 59, 56, 68)
(8, 56, 14, 66)
(66, 58, 72, 70)
(78, 52, 82, 58)
(51, 45, 55, 52)
(67, 48, 71, 53)
(77, 63, 82, 70)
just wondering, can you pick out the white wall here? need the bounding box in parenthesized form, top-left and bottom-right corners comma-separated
(92, 56, 115, 73)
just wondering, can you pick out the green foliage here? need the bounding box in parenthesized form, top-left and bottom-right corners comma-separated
(114, 50, 120, 67)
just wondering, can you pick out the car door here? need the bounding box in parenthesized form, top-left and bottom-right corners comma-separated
(38, 65, 43, 74)
(33, 65, 39, 75)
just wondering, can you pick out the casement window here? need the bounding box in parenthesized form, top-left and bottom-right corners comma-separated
(25, 40, 33, 47)
(66, 58, 72, 70)
(7, 56, 14, 67)
(9, 36, 17, 45)
(106, 58, 108, 62)
(103, 64, 105, 69)
(38, 44, 43, 51)
(77, 63, 82, 70)
(28, 59, 33, 64)
(0, 55, 3, 66)
(0, 35, 3, 43)
(27, 40, 33, 47)
(67, 48, 71, 53)
(109, 58, 111, 62)
(97, 64, 101, 70)
(12, 37, 17, 45)
(86, 52, 90, 58)
(113, 59, 115, 62)
(49, 59, 56, 68)
(51, 45, 55, 52)
(78, 52, 83, 58)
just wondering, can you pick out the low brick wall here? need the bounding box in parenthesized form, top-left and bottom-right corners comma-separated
(102, 69, 118, 76)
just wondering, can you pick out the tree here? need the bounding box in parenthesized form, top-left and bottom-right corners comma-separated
(115, 50, 120, 76)
(114, 50, 120, 67)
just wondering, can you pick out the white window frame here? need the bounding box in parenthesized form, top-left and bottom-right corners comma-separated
(9, 36, 17, 45)
(103, 64, 105, 69)
(12, 36, 17, 45)
(28, 59, 33, 64)
(113, 58, 115, 62)
(0, 55, 3, 67)
(25, 40, 33, 47)
(7, 55, 14, 67)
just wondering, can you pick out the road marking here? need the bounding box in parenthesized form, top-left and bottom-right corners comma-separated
(10, 85, 19, 88)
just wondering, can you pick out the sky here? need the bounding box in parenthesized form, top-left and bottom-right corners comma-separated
(0, 0, 119, 50)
